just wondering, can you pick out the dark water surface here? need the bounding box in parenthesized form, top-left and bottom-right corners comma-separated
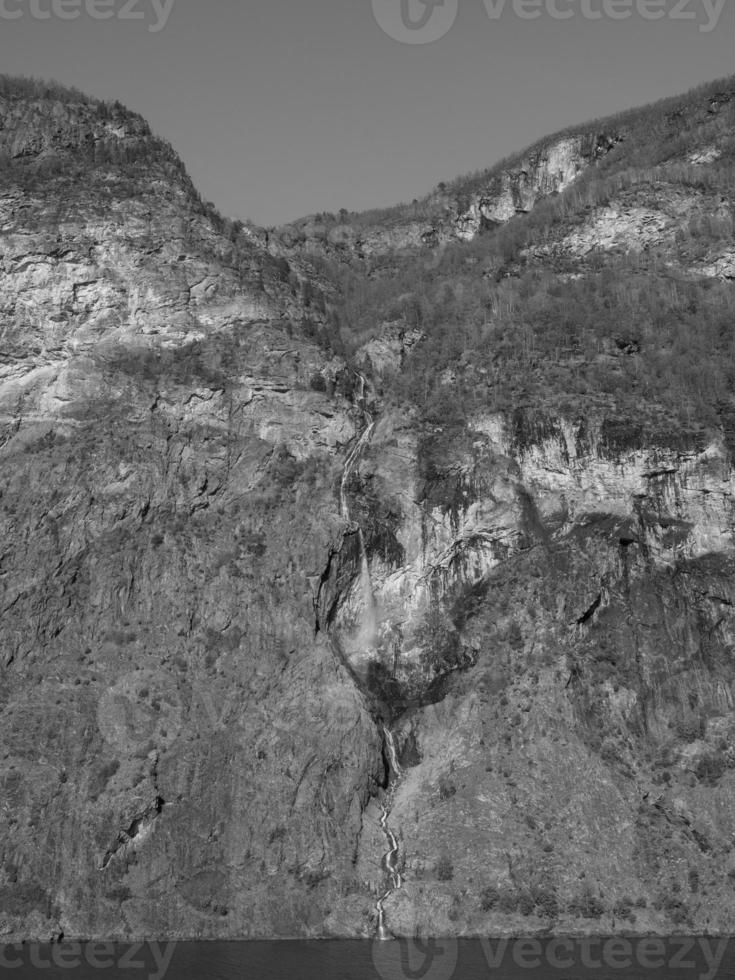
(4, 937, 735, 979)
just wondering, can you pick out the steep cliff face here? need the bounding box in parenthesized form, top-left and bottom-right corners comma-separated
(333, 412, 734, 695)
(331, 411, 735, 935)
(451, 133, 621, 241)
(0, 83, 384, 941)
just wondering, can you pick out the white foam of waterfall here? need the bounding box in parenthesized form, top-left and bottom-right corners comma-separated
(375, 726, 404, 940)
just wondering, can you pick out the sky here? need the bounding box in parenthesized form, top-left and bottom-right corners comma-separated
(2, 0, 734, 226)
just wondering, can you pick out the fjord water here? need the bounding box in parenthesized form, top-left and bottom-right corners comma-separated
(7, 940, 735, 979)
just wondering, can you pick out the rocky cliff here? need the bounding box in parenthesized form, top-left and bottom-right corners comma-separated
(340, 410, 735, 935)
(0, 81, 383, 941)
(2, 74, 735, 942)
(277, 132, 621, 259)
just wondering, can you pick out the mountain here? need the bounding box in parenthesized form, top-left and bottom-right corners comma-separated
(0, 77, 376, 940)
(2, 72, 735, 940)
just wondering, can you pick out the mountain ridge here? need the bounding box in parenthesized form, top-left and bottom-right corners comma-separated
(275, 73, 735, 255)
(1, 71, 735, 940)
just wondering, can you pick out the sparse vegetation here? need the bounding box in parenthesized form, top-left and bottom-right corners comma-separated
(675, 715, 706, 742)
(613, 897, 635, 920)
(286, 77, 735, 445)
(480, 885, 500, 911)
(517, 890, 535, 916)
(533, 889, 559, 919)
(696, 751, 727, 785)
(568, 886, 605, 919)
(438, 776, 457, 801)
(435, 855, 454, 881)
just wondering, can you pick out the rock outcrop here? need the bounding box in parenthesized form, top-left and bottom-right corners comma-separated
(451, 134, 621, 241)
(277, 132, 621, 259)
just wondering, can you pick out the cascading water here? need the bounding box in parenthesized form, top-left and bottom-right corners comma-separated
(338, 379, 404, 940)
(375, 728, 404, 941)
(340, 421, 375, 522)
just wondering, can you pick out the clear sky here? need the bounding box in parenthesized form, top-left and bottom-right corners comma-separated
(3, 0, 734, 226)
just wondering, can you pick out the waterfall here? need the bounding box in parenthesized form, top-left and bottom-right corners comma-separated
(383, 729, 402, 779)
(338, 377, 403, 940)
(375, 726, 404, 940)
(340, 420, 375, 521)
(340, 407, 377, 650)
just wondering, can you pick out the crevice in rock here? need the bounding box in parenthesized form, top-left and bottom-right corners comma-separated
(576, 593, 601, 626)
(707, 594, 733, 607)
(99, 796, 166, 871)
(313, 530, 361, 637)
(378, 742, 390, 791)
(643, 468, 678, 480)
(314, 547, 338, 637)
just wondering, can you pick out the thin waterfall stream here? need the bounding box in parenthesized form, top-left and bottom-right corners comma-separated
(376, 729, 404, 941)
(339, 382, 403, 940)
